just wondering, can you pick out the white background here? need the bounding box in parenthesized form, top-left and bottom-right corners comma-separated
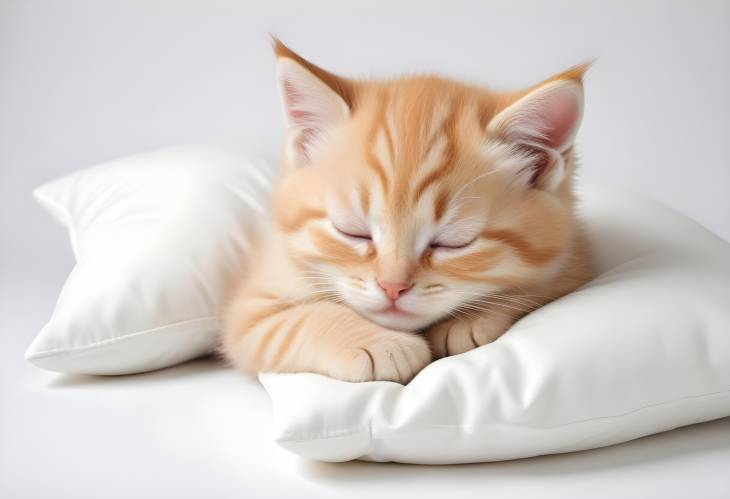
(1, 1, 729, 498)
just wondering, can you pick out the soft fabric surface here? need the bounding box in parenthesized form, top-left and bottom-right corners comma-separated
(261, 183, 730, 464)
(26, 144, 275, 374)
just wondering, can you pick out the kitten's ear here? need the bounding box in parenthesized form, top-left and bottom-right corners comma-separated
(488, 64, 588, 191)
(273, 38, 353, 167)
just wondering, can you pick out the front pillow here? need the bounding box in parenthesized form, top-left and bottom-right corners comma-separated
(27, 144, 276, 375)
(260, 182, 730, 464)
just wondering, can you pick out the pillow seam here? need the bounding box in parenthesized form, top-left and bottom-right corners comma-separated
(26, 315, 221, 359)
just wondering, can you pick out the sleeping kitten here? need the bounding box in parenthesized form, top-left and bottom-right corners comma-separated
(221, 39, 594, 383)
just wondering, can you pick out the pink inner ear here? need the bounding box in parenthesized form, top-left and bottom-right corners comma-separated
(282, 80, 298, 107)
(282, 80, 314, 123)
(539, 89, 580, 149)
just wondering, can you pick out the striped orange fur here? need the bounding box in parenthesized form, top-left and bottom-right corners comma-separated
(221, 39, 595, 383)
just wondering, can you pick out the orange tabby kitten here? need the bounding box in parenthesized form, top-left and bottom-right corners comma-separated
(221, 40, 594, 383)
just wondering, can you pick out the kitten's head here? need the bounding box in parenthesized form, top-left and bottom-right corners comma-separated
(271, 39, 587, 331)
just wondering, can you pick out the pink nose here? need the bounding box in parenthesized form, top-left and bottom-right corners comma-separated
(377, 280, 412, 301)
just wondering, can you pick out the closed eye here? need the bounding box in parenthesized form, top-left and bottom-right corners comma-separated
(332, 223, 372, 241)
(429, 237, 477, 250)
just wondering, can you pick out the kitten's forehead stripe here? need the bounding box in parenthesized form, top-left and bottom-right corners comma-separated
(433, 188, 450, 222)
(365, 92, 391, 195)
(423, 100, 451, 153)
(367, 88, 464, 216)
(411, 102, 459, 205)
(365, 144, 389, 195)
(382, 107, 397, 166)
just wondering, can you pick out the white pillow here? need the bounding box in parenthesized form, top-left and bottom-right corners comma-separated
(27, 144, 276, 375)
(260, 183, 730, 464)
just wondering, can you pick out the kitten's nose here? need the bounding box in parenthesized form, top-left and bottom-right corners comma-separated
(377, 280, 412, 301)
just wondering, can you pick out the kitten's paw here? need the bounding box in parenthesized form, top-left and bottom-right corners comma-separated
(333, 331, 431, 384)
(425, 314, 513, 359)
